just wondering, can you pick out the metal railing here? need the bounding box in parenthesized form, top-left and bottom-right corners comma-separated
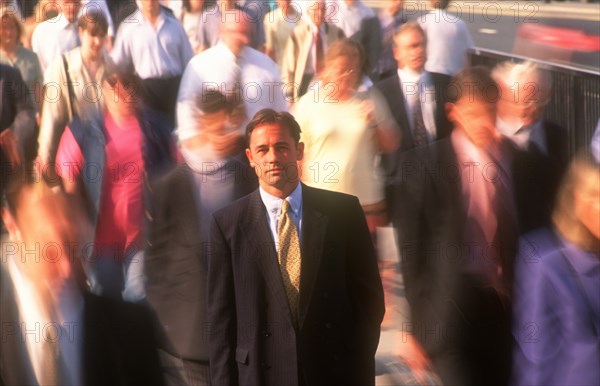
(471, 48, 600, 157)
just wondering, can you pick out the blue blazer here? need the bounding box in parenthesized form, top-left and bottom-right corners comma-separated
(512, 227, 600, 386)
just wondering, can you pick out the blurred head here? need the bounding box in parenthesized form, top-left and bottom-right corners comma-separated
(78, 11, 108, 61)
(0, 12, 22, 47)
(553, 150, 600, 253)
(245, 109, 304, 198)
(184, 0, 205, 12)
(386, 0, 403, 16)
(60, 0, 82, 22)
(220, 9, 250, 56)
(306, 0, 326, 27)
(180, 90, 232, 154)
(103, 69, 139, 116)
(446, 66, 500, 149)
(321, 39, 364, 101)
(2, 183, 91, 296)
(393, 22, 426, 72)
(138, 0, 160, 17)
(492, 61, 552, 129)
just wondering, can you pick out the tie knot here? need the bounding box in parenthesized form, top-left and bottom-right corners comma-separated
(281, 199, 291, 216)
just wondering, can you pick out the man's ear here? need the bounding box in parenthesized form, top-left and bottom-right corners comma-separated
(1, 207, 21, 242)
(296, 142, 304, 161)
(245, 148, 254, 166)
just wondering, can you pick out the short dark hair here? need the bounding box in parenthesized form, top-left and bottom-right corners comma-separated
(78, 9, 108, 36)
(245, 109, 302, 145)
(446, 66, 499, 104)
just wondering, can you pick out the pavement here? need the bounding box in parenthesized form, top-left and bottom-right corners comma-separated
(374, 227, 442, 386)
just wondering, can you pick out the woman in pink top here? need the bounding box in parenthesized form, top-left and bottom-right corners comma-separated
(56, 70, 175, 299)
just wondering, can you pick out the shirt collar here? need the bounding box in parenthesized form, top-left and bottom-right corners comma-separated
(259, 183, 303, 219)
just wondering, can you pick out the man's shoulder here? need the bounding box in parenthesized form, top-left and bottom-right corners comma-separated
(303, 185, 360, 211)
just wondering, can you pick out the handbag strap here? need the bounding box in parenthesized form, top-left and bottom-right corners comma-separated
(61, 54, 76, 119)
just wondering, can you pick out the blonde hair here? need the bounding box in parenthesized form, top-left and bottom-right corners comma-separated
(553, 149, 600, 253)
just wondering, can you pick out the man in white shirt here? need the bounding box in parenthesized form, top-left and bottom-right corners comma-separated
(177, 9, 286, 142)
(111, 0, 193, 124)
(31, 0, 82, 72)
(418, 0, 475, 76)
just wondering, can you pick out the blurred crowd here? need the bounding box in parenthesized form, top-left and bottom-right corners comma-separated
(0, 1, 598, 386)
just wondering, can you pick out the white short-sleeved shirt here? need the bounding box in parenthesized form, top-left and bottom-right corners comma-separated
(111, 8, 193, 79)
(176, 43, 288, 138)
(418, 9, 475, 76)
(31, 14, 80, 73)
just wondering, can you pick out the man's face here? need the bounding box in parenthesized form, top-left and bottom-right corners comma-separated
(79, 26, 106, 61)
(387, 0, 403, 16)
(496, 79, 543, 128)
(394, 29, 426, 72)
(575, 168, 600, 240)
(246, 123, 304, 196)
(220, 13, 250, 55)
(448, 97, 498, 149)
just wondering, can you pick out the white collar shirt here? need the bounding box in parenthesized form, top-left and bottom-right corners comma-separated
(176, 42, 287, 139)
(259, 183, 303, 251)
(332, 0, 374, 37)
(497, 118, 548, 155)
(31, 14, 80, 73)
(111, 8, 193, 79)
(398, 68, 437, 139)
(7, 259, 84, 386)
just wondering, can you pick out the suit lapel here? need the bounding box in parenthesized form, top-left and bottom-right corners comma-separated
(298, 185, 328, 329)
(240, 191, 293, 323)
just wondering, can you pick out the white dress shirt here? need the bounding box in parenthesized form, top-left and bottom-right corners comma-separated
(259, 183, 303, 250)
(303, 21, 326, 76)
(497, 117, 548, 155)
(331, 0, 375, 38)
(176, 42, 287, 138)
(111, 8, 193, 79)
(7, 259, 84, 386)
(398, 68, 438, 140)
(31, 14, 80, 73)
(418, 9, 474, 76)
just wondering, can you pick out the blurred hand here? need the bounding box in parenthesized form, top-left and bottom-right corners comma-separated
(0, 129, 22, 168)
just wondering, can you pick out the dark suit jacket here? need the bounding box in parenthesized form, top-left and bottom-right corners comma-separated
(394, 138, 516, 386)
(375, 71, 451, 215)
(509, 120, 569, 234)
(0, 267, 164, 386)
(0, 64, 37, 190)
(208, 184, 385, 386)
(145, 160, 257, 361)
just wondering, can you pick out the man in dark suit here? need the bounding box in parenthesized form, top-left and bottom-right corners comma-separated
(394, 67, 517, 386)
(207, 109, 385, 386)
(374, 22, 451, 215)
(0, 64, 37, 196)
(492, 60, 569, 233)
(0, 184, 164, 386)
(145, 91, 258, 386)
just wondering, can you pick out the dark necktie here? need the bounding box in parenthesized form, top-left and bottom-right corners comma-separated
(278, 200, 301, 323)
(412, 85, 428, 147)
(228, 58, 247, 127)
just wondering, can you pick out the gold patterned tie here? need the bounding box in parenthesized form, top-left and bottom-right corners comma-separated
(278, 199, 301, 323)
